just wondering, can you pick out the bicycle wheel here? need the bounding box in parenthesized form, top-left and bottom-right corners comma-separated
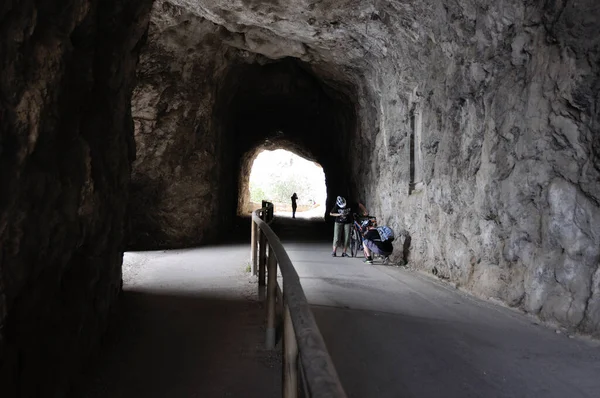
(350, 229, 359, 257)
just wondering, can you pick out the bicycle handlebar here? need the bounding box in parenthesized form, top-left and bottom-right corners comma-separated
(353, 213, 377, 219)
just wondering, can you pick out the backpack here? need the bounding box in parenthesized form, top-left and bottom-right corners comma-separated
(377, 226, 395, 242)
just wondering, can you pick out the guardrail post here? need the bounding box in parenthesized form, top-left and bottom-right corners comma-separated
(258, 210, 267, 286)
(283, 303, 298, 398)
(266, 245, 277, 349)
(251, 217, 258, 275)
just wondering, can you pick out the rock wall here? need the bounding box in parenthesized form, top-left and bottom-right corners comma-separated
(359, 1, 600, 336)
(129, 3, 233, 249)
(0, 0, 152, 395)
(131, 0, 599, 335)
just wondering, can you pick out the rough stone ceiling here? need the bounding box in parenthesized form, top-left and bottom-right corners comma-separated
(157, 0, 427, 94)
(169, 0, 402, 59)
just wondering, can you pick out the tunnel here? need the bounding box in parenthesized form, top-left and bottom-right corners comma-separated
(1, 0, 600, 395)
(216, 59, 357, 223)
(128, 31, 359, 249)
(239, 148, 327, 218)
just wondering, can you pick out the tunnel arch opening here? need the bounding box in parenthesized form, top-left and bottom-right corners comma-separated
(239, 147, 327, 219)
(128, 51, 365, 248)
(215, 57, 362, 225)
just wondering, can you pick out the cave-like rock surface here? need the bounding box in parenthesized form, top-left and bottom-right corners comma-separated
(1, 0, 599, 396)
(131, 0, 600, 336)
(0, 0, 152, 395)
(129, 3, 358, 248)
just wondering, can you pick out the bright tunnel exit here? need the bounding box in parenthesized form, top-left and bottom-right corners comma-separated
(248, 149, 327, 219)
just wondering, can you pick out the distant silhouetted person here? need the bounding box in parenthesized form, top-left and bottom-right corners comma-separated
(291, 193, 298, 218)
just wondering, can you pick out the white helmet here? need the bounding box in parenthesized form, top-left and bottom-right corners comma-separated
(336, 196, 347, 208)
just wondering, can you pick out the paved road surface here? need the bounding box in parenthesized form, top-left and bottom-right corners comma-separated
(71, 244, 281, 398)
(74, 217, 600, 398)
(273, 218, 600, 398)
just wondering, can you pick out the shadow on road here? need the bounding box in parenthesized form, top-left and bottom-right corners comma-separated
(231, 215, 331, 244)
(71, 291, 281, 398)
(271, 217, 331, 243)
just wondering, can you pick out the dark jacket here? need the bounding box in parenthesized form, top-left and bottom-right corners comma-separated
(330, 202, 357, 224)
(364, 229, 393, 253)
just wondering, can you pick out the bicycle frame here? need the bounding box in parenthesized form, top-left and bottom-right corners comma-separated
(350, 214, 377, 257)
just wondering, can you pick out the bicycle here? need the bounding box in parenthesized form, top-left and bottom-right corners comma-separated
(349, 214, 377, 257)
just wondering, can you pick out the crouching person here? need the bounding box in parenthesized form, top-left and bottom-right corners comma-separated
(363, 224, 394, 264)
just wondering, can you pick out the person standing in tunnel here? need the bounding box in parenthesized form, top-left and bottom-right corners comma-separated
(330, 196, 367, 257)
(291, 193, 298, 218)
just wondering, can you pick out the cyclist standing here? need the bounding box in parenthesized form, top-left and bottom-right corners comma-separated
(330, 196, 367, 257)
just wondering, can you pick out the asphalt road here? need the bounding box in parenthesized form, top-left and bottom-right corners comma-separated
(70, 244, 281, 398)
(73, 217, 600, 398)
(273, 218, 600, 398)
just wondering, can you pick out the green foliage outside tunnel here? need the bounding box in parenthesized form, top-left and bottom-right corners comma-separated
(249, 149, 326, 208)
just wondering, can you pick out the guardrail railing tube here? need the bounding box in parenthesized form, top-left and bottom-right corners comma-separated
(283, 303, 299, 398)
(298, 357, 310, 397)
(252, 205, 347, 398)
(266, 245, 278, 349)
(251, 218, 258, 275)
(258, 210, 267, 286)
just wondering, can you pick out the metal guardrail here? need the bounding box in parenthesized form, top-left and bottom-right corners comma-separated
(250, 203, 347, 398)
